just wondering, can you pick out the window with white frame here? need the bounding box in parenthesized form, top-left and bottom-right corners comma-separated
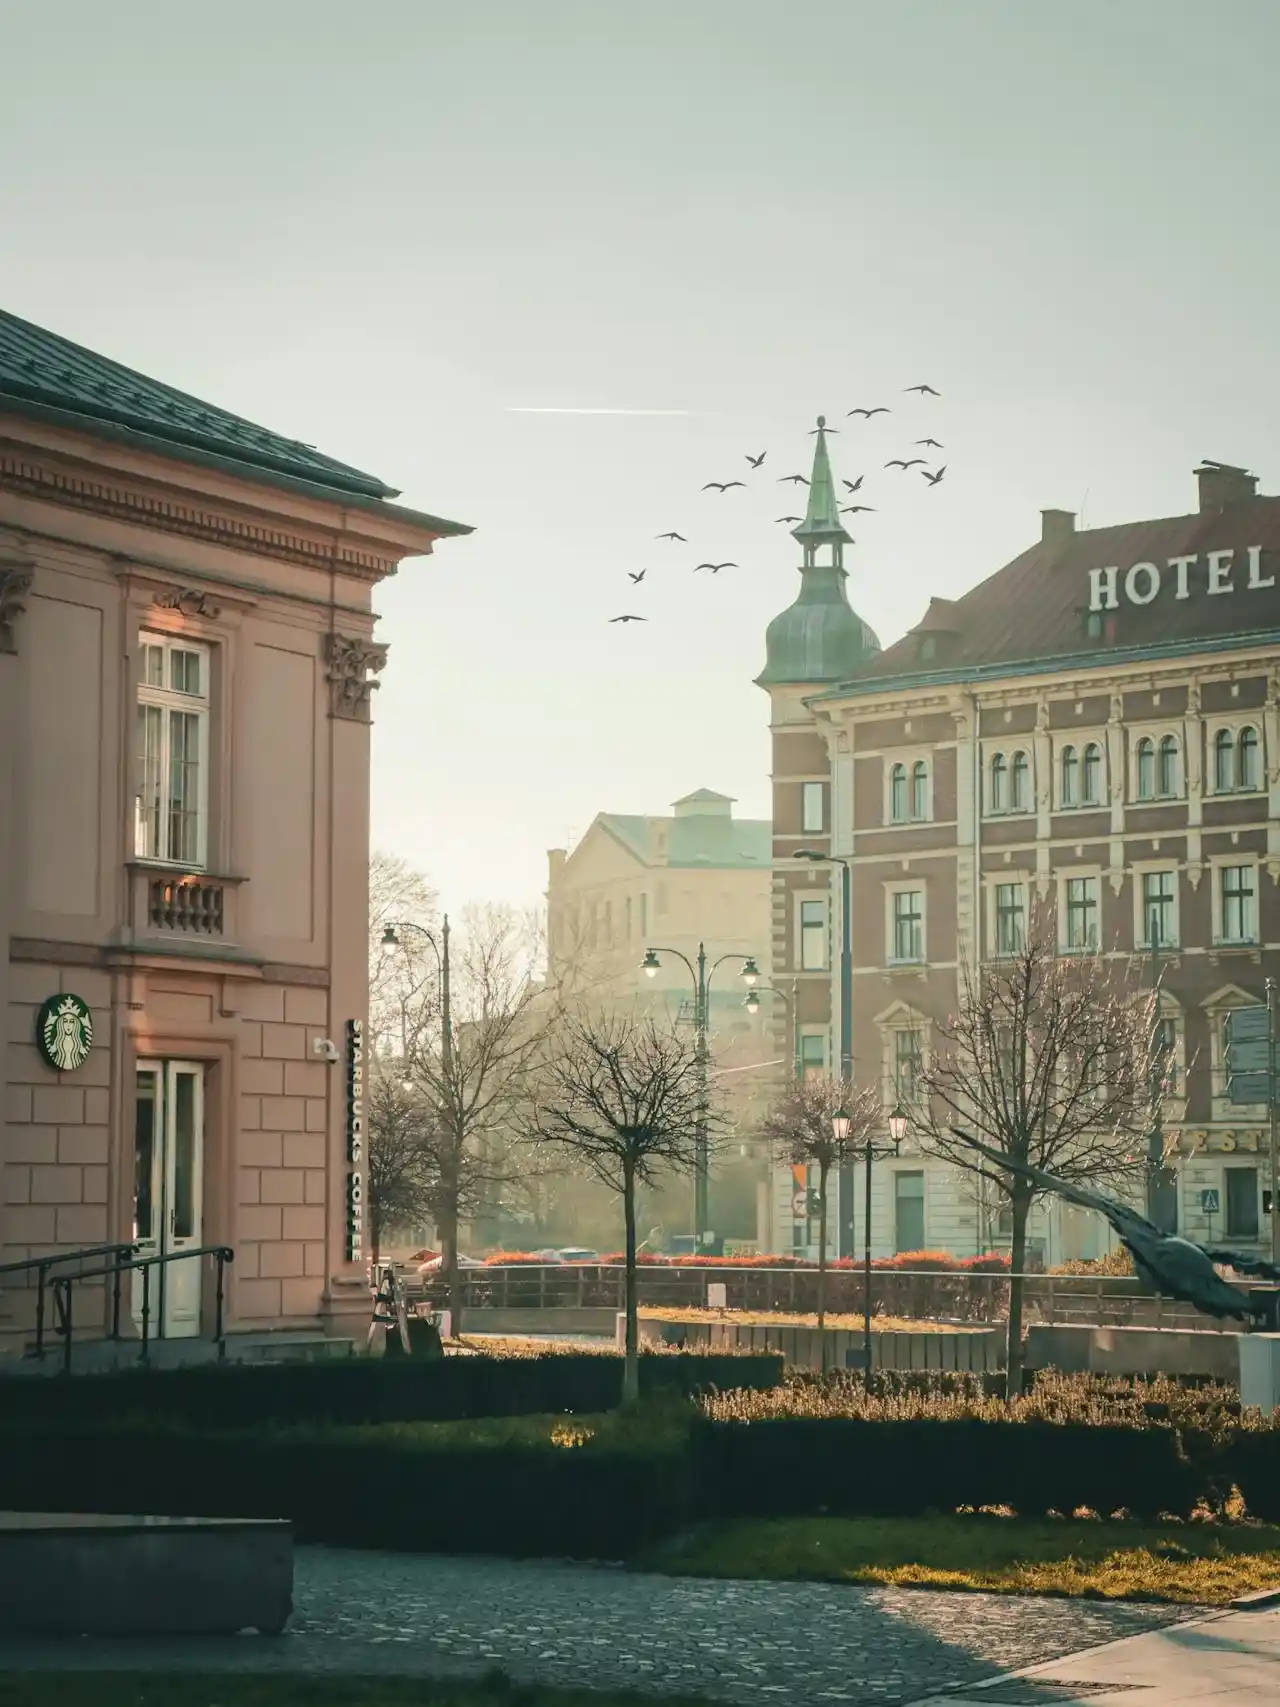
(889, 762, 908, 823)
(802, 781, 826, 833)
(1212, 724, 1262, 794)
(1138, 869, 1178, 950)
(888, 887, 925, 963)
(1216, 862, 1258, 945)
(798, 1031, 828, 1080)
(1060, 743, 1078, 807)
(1134, 732, 1181, 802)
(1058, 738, 1104, 809)
(888, 756, 931, 824)
(893, 1027, 923, 1098)
(1062, 874, 1099, 951)
(911, 759, 930, 821)
(994, 881, 1026, 956)
(799, 897, 828, 970)
(985, 748, 1031, 816)
(135, 633, 210, 867)
(1081, 741, 1103, 805)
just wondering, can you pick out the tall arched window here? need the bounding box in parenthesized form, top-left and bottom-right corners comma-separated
(1060, 744, 1078, 807)
(1136, 737, 1156, 800)
(1214, 728, 1235, 793)
(1238, 724, 1260, 790)
(989, 752, 1007, 813)
(889, 762, 907, 822)
(1011, 750, 1029, 812)
(1082, 742, 1102, 805)
(1157, 734, 1178, 798)
(911, 760, 929, 820)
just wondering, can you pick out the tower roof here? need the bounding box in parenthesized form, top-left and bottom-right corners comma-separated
(791, 415, 852, 546)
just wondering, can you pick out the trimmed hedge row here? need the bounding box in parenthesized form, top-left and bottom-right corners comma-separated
(0, 1351, 782, 1429)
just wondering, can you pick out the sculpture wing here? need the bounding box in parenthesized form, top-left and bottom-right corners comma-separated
(1202, 1248, 1280, 1282)
(947, 1127, 1157, 1238)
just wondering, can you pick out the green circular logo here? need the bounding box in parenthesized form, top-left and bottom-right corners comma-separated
(36, 993, 94, 1074)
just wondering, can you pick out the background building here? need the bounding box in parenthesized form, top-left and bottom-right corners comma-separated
(0, 310, 468, 1354)
(765, 446, 1280, 1265)
(546, 789, 773, 1245)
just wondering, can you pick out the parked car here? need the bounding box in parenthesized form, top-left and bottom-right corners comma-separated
(414, 1253, 484, 1276)
(556, 1247, 600, 1264)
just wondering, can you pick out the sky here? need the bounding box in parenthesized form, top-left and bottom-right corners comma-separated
(4, 0, 1280, 912)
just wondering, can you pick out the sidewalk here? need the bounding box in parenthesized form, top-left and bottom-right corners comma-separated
(911, 1603, 1280, 1706)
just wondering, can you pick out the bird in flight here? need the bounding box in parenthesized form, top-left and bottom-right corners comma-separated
(775, 515, 802, 524)
(628, 570, 647, 583)
(655, 531, 686, 542)
(842, 476, 865, 493)
(840, 504, 875, 514)
(778, 473, 810, 485)
(904, 383, 941, 396)
(885, 458, 926, 469)
(702, 480, 745, 492)
(847, 406, 889, 418)
(915, 438, 944, 449)
(610, 614, 647, 623)
(695, 561, 737, 573)
(922, 465, 947, 485)
(745, 451, 767, 468)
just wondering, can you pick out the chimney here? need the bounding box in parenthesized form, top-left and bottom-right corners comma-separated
(547, 848, 566, 884)
(1196, 461, 1257, 513)
(1041, 509, 1076, 547)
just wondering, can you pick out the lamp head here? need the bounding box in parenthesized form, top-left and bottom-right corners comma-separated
(744, 990, 760, 1016)
(381, 923, 400, 947)
(793, 849, 824, 862)
(741, 956, 760, 987)
(831, 1108, 852, 1143)
(641, 949, 661, 979)
(887, 1103, 909, 1150)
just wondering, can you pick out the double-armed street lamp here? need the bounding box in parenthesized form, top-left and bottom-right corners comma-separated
(641, 942, 761, 1248)
(833, 1099, 909, 1390)
(744, 983, 798, 1080)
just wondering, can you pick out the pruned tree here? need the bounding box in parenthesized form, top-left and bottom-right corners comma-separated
(533, 1011, 721, 1403)
(757, 1075, 882, 1335)
(365, 1070, 436, 1266)
(914, 914, 1160, 1396)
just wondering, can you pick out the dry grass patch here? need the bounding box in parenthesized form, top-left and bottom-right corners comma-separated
(651, 1512, 1280, 1604)
(640, 1306, 978, 1333)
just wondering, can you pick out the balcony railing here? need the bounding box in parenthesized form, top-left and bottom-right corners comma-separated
(125, 862, 245, 946)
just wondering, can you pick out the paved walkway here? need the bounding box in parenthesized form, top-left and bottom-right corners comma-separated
(0, 1546, 1200, 1702)
(911, 1602, 1280, 1706)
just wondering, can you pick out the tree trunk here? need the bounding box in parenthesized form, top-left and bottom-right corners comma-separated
(441, 1138, 462, 1338)
(816, 1157, 830, 1364)
(1005, 1187, 1033, 1400)
(622, 1158, 640, 1406)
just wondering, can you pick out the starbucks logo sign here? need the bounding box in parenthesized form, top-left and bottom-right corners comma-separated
(36, 994, 94, 1073)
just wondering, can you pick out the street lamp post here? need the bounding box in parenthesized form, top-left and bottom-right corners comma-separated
(1145, 909, 1178, 1235)
(744, 983, 798, 1080)
(796, 849, 855, 1254)
(835, 1101, 907, 1391)
(642, 942, 760, 1248)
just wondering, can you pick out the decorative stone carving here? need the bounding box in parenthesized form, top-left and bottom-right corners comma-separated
(0, 561, 33, 654)
(153, 587, 221, 619)
(325, 632, 388, 720)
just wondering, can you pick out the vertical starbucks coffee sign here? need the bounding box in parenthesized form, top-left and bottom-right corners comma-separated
(346, 1019, 365, 1263)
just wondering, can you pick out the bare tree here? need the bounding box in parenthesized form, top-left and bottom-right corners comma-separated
(365, 1070, 436, 1266)
(369, 851, 439, 1061)
(534, 1011, 721, 1403)
(757, 1075, 882, 1335)
(915, 914, 1160, 1396)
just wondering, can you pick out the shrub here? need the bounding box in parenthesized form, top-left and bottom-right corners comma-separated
(1228, 1421, 1280, 1521)
(0, 1350, 783, 1431)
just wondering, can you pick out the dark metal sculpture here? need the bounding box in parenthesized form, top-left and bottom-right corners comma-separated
(952, 1128, 1280, 1323)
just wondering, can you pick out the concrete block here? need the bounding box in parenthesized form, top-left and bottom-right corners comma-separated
(1239, 1334, 1280, 1417)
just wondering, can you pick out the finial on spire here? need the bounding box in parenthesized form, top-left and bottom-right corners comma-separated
(816, 414, 825, 430)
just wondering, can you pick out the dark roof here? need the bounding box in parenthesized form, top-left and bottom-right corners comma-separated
(0, 311, 469, 536)
(819, 496, 1280, 698)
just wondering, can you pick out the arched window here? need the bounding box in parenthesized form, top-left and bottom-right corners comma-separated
(889, 762, 907, 822)
(911, 760, 929, 820)
(1214, 728, 1235, 793)
(989, 752, 1007, 813)
(1082, 742, 1102, 805)
(1238, 724, 1260, 790)
(1060, 744, 1078, 807)
(1157, 734, 1178, 798)
(1136, 737, 1155, 800)
(1011, 750, 1030, 812)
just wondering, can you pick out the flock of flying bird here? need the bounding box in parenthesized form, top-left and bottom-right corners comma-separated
(609, 384, 946, 623)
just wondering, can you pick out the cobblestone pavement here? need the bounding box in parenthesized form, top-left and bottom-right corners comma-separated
(0, 1546, 1200, 1703)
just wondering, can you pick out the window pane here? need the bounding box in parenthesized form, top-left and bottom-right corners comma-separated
(894, 1172, 926, 1253)
(1225, 1168, 1259, 1239)
(1158, 736, 1178, 797)
(167, 710, 201, 864)
(911, 761, 928, 820)
(802, 782, 824, 833)
(135, 703, 164, 858)
(1136, 739, 1155, 800)
(890, 765, 907, 822)
(1066, 877, 1097, 949)
(1238, 726, 1259, 790)
(800, 1034, 826, 1079)
(1220, 865, 1255, 942)
(989, 755, 1006, 812)
(171, 1071, 199, 1240)
(1214, 730, 1234, 792)
(133, 1070, 159, 1242)
(894, 1029, 921, 1096)
(892, 891, 923, 961)
(1060, 746, 1078, 806)
(169, 648, 203, 696)
(141, 643, 165, 687)
(996, 883, 1024, 954)
(1082, 743, 1101, 804)
(1141, 871, 1175, 948)
(1011, 752, 1029, 811)
(800, 899, 826, 970)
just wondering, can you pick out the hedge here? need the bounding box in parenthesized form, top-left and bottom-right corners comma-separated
(0, 1350, 783, 1430)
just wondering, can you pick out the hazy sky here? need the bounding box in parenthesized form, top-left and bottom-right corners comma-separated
(4, 1, 1280, 912)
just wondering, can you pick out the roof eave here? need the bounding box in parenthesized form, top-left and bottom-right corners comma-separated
(0, 396, 473, 539)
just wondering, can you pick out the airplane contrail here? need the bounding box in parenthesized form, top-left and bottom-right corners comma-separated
(505, 406, 691, 416)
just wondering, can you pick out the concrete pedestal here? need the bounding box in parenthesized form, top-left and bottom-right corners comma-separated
(0, 1513, 293, 1635)
(1238, 1333, 1280, 1417)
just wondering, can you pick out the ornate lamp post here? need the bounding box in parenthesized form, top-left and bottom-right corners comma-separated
(641, 943, 760, 1248)
(744, 983, 798, 1080)
(834, 1100, 907, 1391)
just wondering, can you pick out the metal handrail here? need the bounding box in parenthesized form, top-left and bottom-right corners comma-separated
(0, 1241, 138, 1358)
(50, 1244, 235, 1375)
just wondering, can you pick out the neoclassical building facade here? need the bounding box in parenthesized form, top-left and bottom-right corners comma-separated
(761, 440, 1280, 1265)
(0, 310, 468, 1352)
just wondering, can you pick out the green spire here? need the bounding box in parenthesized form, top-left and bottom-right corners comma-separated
(792, 415, 852, 551)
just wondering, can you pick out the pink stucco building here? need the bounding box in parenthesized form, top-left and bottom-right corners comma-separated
(0, 311, 469, 1355)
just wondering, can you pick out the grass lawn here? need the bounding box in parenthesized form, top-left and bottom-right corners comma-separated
(649, 1513, 1280, 1604)
(0, 1676, 710, 1707)
(638, 1307, 979, 1333)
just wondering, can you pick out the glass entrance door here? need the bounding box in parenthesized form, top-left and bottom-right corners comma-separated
(133, 1061, 205, 1338)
